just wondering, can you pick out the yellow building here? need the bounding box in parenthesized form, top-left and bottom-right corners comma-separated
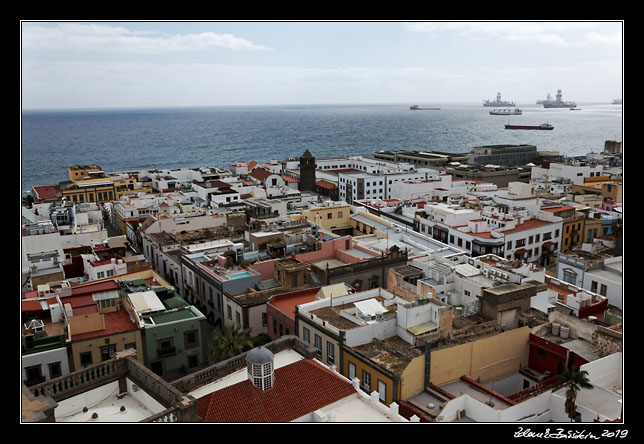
(67, 284, 144, 371)
(300, 201, 352, 233)
(60, 181, 116, 205)
(68, 164, 103, 182)
(112, 175, 154, 199)
(66, 269, 171, 371)
(61, 165, 116, 204)
(541, 205, 584, 253)
(343, 337, 425, 406)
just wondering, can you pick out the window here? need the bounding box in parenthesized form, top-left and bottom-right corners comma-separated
(25, 365, 43, 385)
(157, 339, 175, 357)
(361, 369, 371, 392)
(48, 362, 62, 379)
(100, 344, 116, 361)
(377, 380, 387, 402)
(188, 355, 199, 369)
(314, 334, 322, 359)
(348, 361, 356, 380)
(338, 211, 342, 218)
(302, 327, 310, 344)
(273, 319, 278, 335)
(185, 330, 198, 349)
(327, 212, 332, 219)
(327, 342, 335, 364)
(600, 284, 607, 296)
(227, 305, 232, 320)
(507, 241, 513, 249)
(563, 269, 577, 285)
(235, 311, 241, 326)
(80, 351, 93, 367)
(591, 281, 598, 293)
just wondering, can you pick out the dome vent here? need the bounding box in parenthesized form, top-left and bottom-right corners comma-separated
(246, 346, 274, 390)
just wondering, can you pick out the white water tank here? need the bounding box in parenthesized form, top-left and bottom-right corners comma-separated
(560, 326, 570, 339)
(551, 323, 561, 336)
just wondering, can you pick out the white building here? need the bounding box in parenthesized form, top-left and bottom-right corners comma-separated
(531, 162, 604, 186)
(416, 203, 563, 264)
(83, 256, 128, 281)
(556, 252, 622, 310)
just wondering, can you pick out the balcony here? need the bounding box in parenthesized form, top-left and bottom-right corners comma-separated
(157, 346, 176, 358)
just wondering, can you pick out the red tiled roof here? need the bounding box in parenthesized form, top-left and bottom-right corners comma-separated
(197, 359, 356, 422)
(71, 308, 138, 341)
(249, 168, 273, 182)
(70, 280, 121, 297)
(315, 180, 338, 190)
(22, 299, 46, 311)
(542, 205, 575, 213)
(32, 185, 58, 200)
(268, 288, 320, 319)
(282, 175, 299, 183)
(501, 218, 554, 234)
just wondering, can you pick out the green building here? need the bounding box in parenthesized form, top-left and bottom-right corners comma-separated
(121, 279, 209, 380)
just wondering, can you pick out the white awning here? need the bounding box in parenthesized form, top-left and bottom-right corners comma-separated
(92, 290, 120, 301)
(128, 290, 165, 314)
(354, 298, 387, 317)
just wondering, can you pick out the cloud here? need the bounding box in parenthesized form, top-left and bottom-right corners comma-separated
(21, 23, 272, 53)
(404, 21, 619, 47)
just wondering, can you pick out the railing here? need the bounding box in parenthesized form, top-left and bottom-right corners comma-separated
(508, 377, 560, 403)
(30, 359, 126, 400)
(171, 336, 317, 393)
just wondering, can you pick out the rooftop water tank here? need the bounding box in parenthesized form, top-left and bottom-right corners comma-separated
(560, 326, 570, 339)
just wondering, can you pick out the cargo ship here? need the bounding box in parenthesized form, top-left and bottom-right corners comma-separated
(489, 108, 522, 115)
(410, 105, 440, 110)
(483, 92, 515, 107)
(542, 89, 576, 108)
(505, 123, 554, 130)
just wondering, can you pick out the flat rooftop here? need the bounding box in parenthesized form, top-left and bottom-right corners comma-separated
(55, 379, 163, 422)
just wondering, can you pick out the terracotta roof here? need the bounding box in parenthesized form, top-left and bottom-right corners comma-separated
(315, 180, 338, 190)
(249, 167, 273, 182)
(197, 359, 356, 422)
(282, 174, 299, 183)
(70, 280, 121, 297)
(71, 308, 138, 341)
(32, 185, 58, 200)
(542, 205, 575, 213)
(268, 288, 320, 319)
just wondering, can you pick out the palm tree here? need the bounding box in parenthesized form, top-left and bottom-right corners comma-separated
(209, 324, 254, 363)
(556, 365, 594, 422)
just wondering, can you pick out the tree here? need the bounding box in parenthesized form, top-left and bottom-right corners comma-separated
(209, 324, 253, 363)
(556, 365, 594, 422)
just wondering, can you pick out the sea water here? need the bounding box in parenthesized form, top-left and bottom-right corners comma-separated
(20, 102, 623, 196)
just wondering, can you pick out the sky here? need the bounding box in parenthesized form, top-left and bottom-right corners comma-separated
(20, 21, 623, 110)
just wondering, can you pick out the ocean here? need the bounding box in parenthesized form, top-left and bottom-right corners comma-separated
(20, 102, 623, 196)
